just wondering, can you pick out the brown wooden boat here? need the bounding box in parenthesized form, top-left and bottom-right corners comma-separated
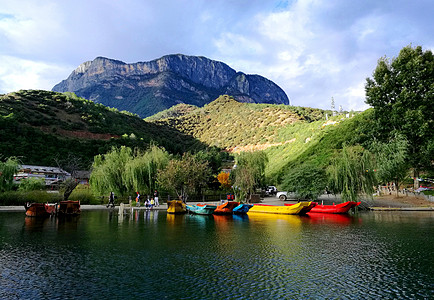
(24, 202, 57, 217)
(57, 200, 81, 216)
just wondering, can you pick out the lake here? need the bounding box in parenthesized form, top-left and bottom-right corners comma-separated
(1, 210, 433, 299)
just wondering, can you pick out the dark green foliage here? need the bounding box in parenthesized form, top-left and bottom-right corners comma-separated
(281, 163, 327, 200)
(0, 190, 62, 206)
(327, 145, 377, 202)
(0, 90, 208, 167)
(365, 45, 434, 178)
(0, 157, 19, 192)
(18, 177, 45, 191)
(157, 152, 211, 201)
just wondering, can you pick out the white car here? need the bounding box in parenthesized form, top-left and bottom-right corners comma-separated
(276, 191, 288, 201)
(276, 191, 297, 201)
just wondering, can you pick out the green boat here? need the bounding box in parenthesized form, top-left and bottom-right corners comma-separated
(186, 204, 217, 215)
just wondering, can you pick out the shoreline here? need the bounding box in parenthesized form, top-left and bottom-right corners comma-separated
(1, 193, 432, 212)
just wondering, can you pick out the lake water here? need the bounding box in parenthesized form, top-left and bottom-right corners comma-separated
(1, 210, 433, 299)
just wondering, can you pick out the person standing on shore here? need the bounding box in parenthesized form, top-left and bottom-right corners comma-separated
(107, 192, 115, 208)
(136, 192, 141, 207)
(154, 190, 159, 207)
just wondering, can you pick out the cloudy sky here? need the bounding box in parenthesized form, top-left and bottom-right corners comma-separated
(1, 0, 433, 111)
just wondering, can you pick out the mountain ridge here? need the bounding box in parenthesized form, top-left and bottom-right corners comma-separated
(52, 54, 289, 117)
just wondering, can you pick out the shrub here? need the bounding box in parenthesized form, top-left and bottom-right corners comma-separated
(18, 177, 46, 191)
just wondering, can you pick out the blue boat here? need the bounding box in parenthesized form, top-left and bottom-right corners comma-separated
(233, 203, 253, 214)
(186, 204, 217, 215)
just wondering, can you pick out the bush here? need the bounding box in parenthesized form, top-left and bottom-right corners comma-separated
(69, 187, 100, 204)
(281, 163, 327, 200)
(18, 177, 46, 191)
(0, 190, 62, 206)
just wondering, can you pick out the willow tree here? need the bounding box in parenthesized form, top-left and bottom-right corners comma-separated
(90, 146, 133, 196)
(123, 145, 170, 195)
(327, 145, 376, 202)
(0, 157, 19, 192)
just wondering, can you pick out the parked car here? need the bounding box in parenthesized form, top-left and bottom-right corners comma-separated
(276, 191, 288, 201)
(276, 191, 298, 201)
(266, 186, 277, 196)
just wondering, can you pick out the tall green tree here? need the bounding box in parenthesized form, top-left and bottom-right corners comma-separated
(123, 145, 170, 195)
(90, 146, 133, 196)
(0, 157, 19, 192)
(90, 145, 170, 197)
(231, 151, 268, 201)
(157, 153, 210, 202)
(327, 145, 376, 202)
(365, 45, 434, 188)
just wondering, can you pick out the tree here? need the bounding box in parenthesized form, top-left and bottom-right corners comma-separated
(90, 145, 170, 197)
(365, 45, 434, 188)
(281, 163, 327, 200)
(157, 153, 210, 202)
(371, 134, 409, 196)
(0, 157, 19, 192)
(90, 146, 133, 196)
(231, 151, 268, 201)
(217, 171, 231, 191)
(123, 145, 170, 195)
(327, 145, 377, 202)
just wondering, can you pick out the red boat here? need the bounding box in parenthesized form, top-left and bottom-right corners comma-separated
(24, 202, 57, 217)
(57, 200, 81, 216)
(288, 201, 361, 214)
(282, 202, 317, 214)
(213, 201, 240, 214)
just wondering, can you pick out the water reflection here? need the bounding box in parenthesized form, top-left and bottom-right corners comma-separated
(1, 211, 433, 299)
(302, 213, 361, 225)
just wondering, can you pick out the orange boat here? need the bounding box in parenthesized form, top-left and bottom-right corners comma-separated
(57, 200, 81, 216)
(24, 202, 57, 217)
(213, 201, 240, 214)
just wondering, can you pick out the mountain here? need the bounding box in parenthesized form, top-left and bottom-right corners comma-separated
(0, 90, 206, 167)
(52, 54, 289, 117)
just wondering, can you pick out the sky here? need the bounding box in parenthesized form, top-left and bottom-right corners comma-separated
(0, 0, 433, 111)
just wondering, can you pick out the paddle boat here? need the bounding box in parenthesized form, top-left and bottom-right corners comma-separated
(24, 202, 57, 217)
(232, 203, 253, 214)
(214, 201, 240, 214)
(308, 201, 361, 214)
(283, 202, 317, 214)
(186, 204, 217, 215)
(57, 200, 81, 216)
(167, 200, 187, 214)
(248, 201, 312, 215)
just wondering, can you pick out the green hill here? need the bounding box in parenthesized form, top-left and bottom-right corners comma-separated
(148, 95, 366, 183)
(1, 91, 369, 187)
(0, 90, 206, 167)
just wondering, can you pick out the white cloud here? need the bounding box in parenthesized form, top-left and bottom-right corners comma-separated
(0, 56, 72, 94)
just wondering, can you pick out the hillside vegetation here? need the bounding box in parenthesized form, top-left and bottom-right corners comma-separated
(149, 95, 362, 182)
(0, 90, 205, 167)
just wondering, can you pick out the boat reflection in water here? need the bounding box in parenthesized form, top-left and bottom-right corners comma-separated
(302, 213, 361, 225)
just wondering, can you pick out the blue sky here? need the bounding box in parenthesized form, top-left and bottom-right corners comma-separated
(0, 0, 433, 111)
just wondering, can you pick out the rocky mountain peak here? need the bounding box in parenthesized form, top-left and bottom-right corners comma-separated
(53, 54, 289, 117)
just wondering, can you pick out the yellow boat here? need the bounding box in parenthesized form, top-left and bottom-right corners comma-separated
(167, 200, 187, 214)
(248, 202, 312, 215)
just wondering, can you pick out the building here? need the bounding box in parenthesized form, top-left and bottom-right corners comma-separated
(14, 165, 71, 186)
